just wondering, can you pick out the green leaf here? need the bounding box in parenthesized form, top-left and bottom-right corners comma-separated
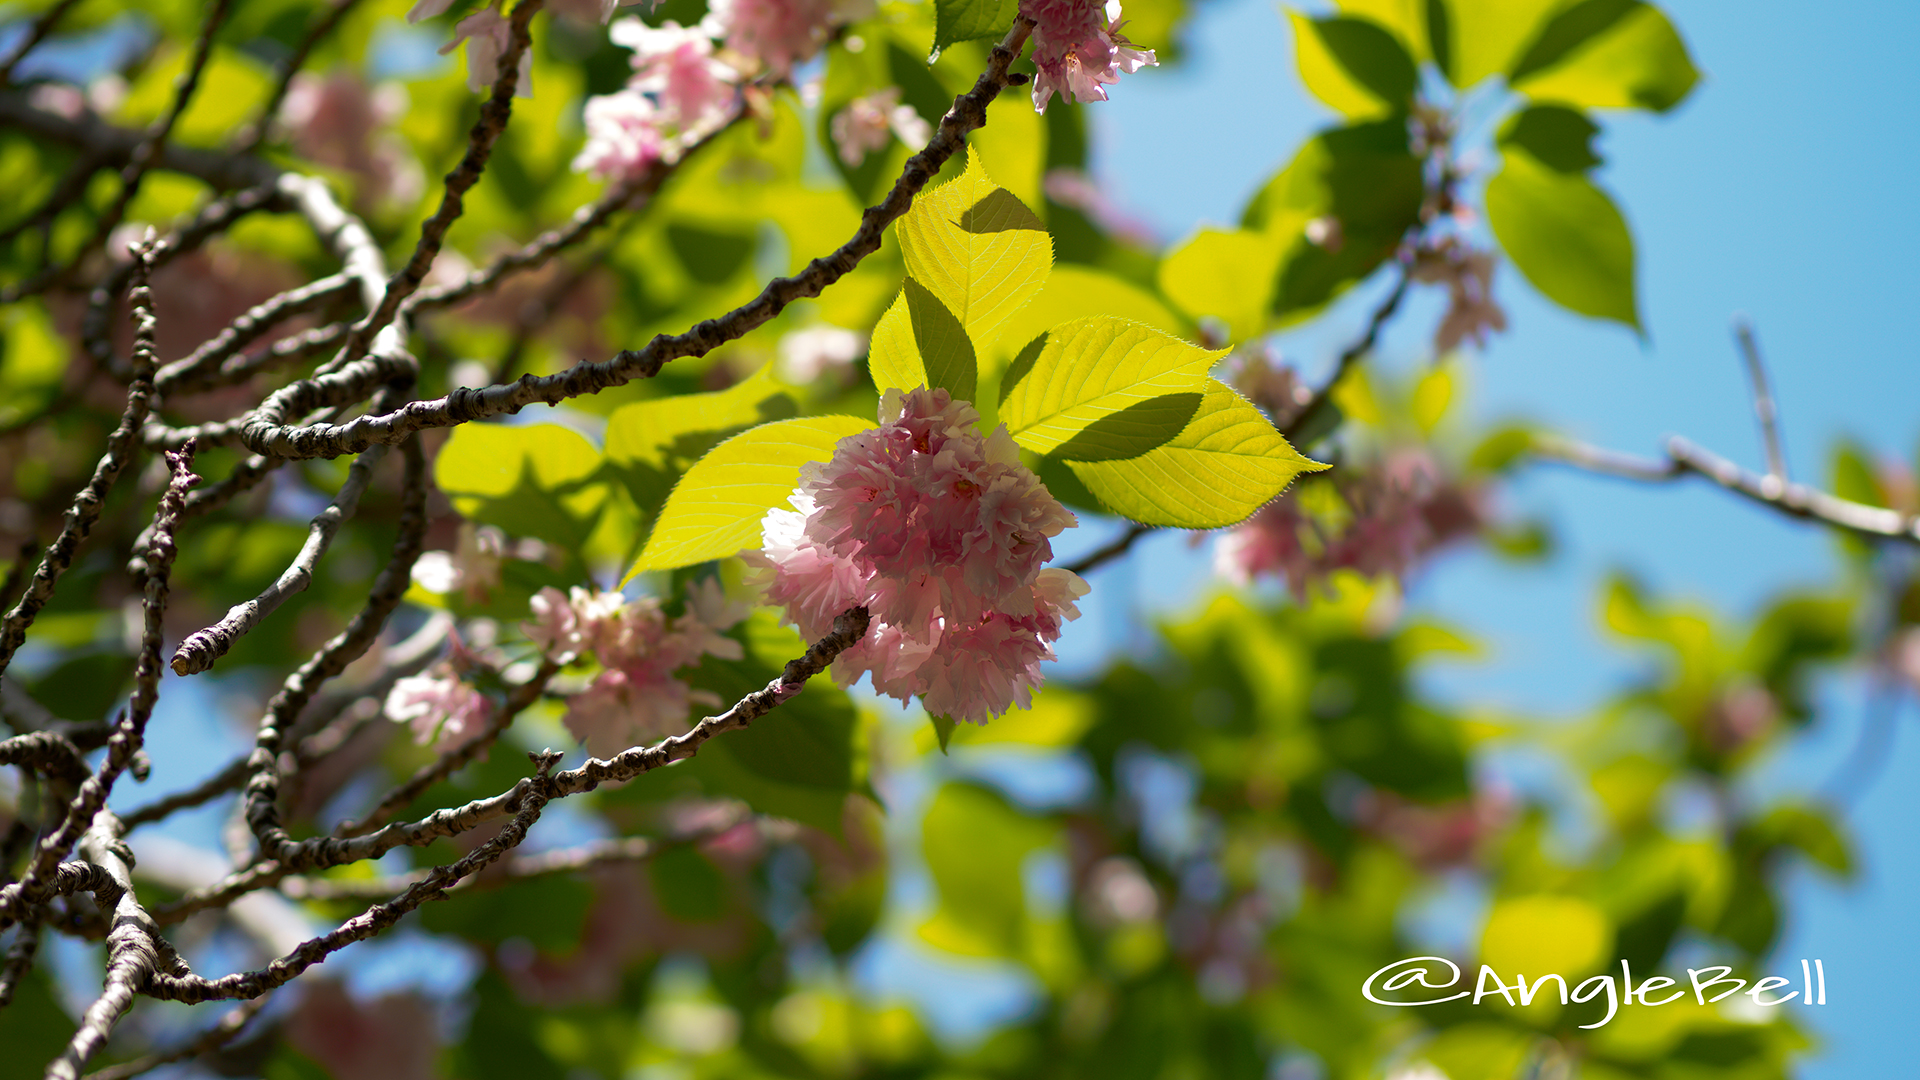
(0, 301, 68, 427)
(1509, 0, 1699, 112)
(932, 0, 1020, 57)
(434, 423, 607, 552)
(1069, 380, 1328, 528)
(1334, 0, 1437, 62)
(1486, 148, 1639, 328)
(1497, 103, 1603, 173)
(602, 365, 798, 514)
(999, 317, 1221, 457)
(1242, 120, 1423, 321)
(629, 415, 873, 577)
(868, 277, 979, 403)
(896, 151, 1052, 349)
(982, 265, 1184, 384)
(1156, 227, 1285, 344)
(930, 714, 957, 755)
(1048, 394, 1205, 463)
(1288, 12, 1419, 118)
(1438, 0, 1565, 87)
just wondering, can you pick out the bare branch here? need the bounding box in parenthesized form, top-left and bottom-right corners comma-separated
(402, 175, 654, 316)
(235, 18, 1038, 460)
(80, 994, 273, 1080)
(1, 240, 168, 685)
(119, 614, 451, 832)
(335, 658, 563, 838)
(0, 0, 236, 305)
(153, 273, 358, 396)
(1732, 316, 1789, 485)
(147, 751, 564, 1005)
(0, 437, 199, 931)
(170, 432, 396, 676)
(0, 0, 86, 85)
(0, 917, 42, 1007)
(240, 440, 429, 860)
(1531, 433, 1920, 544)
(332, 0, 545, 376)
(0, 731, 91, 787)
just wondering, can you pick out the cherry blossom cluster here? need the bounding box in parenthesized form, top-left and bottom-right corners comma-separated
(523, 578, 751, 755)
(1214, 449, 1483, 600)
(1410, 237, 1508, 355)
(747, 388, 1088, 723)
(1020, 0, 1157, 112)
(829, 86, 933, 167)
(575, 0, 872, 181)
(385, 631, 494, 746)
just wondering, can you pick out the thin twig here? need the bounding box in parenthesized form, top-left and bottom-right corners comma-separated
(170, 419, 397, 676)
(0, 438, 198, 931)
(0, 0, 86, 85)
(331, 0, 545, 376)
(1282, 267, 1412, 446)
(334, 658, 562, 837)
(119, 613, 451, 832)
(153, 273, 358, 396)
(240, 440, 429, 860)
(0, 238, 167, 685)
(235, 18, 1038, 460)
(80, 993, 273, 1080)
(0, 0, 236, 305)
(147, 751, 565, 1004)
(1531, 434, 1920, 544)
(402, 176, 652, 316)
(285, 808, 752, 901)
(1732, 315, 1789, 486)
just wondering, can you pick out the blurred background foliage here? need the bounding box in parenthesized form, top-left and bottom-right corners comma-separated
(0, 0, 1909, 1078)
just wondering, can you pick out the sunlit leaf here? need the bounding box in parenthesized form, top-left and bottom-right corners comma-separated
(999, 317, 1221, 457)
(603, 365, 798, 514)
(1069, 380, 1328, 528)
(1289, 12, 1419, 118)
(932, 0, 1020, 57)
(1156, 227, 1285, 344)
(1438, 0, 1565, 87)
(1486, 148, 1639, 329)
(867, 277, 979, 403)
(434, 423, 607, 552)
(1481, 895, 1613, 977)
(896, 151, 1053, 349)
(629, 416, 873, 576)
(1510, 0, 1700, 113)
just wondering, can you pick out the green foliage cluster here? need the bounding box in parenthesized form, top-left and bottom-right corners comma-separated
(0, 2, 1898, 1080)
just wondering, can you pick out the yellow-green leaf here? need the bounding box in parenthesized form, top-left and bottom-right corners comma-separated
(1157, 227, 1285, 344)
(1480, 895, 1613, 978)
(603, 365, 798, 512)
(1070, 381, 1329, 529)
(1288, 11, 1419, 119)
(896, 151, 1053, 348)
(1509, 0, 1699, 113)
(629, 416, 874, 577)
(1486, 148, 1639, 329)
(434, 424, 606, 552)
(867, 277, 979, 403)
(1440, 0, 1565, 87)
(999, 317, 1221, 457)
(982, 265, 1184, 383)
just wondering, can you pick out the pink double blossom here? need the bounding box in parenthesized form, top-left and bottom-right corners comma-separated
(409, 2, 534, 98)
(1021, 0, 1157, 113)
(748, 388, 1088, 723)
(829, 87, 932, 167)
(575, 18, 745, 181)
(384, 633, 492, 745)
(522, 580, 750, 756)
(703, 0, 871, 79)
(1215, 449, 1483, 599)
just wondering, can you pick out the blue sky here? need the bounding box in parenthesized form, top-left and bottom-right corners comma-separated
(1072, 0, 1920, 1073)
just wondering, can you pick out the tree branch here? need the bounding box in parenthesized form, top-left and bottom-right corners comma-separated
(234, 18, 1038, 460)
(1531, 433, 1920, 544)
